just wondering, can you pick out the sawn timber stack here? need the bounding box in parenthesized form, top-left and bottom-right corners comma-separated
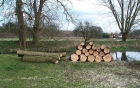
(70, 41, 113, 62)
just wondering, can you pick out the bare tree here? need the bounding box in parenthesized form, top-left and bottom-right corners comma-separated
(22, 0, 74, 46)
(101, 0, 140, 41)
(74, 21, 103, 42)
(0, 0, 74, 47)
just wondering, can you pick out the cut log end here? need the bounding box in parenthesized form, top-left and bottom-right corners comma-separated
(80, 54, 87, 62)
(95, 55, 102, 62)
(103, 54, 113, 62)
(76, 50, 81, 55)
(78, 45, 83, 50)
(88, 55, 95, 62)
(71, 54, 79, 62)
(104, 48, 110, 54)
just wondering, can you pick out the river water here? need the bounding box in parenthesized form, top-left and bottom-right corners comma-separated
(111, 51, 140, 61)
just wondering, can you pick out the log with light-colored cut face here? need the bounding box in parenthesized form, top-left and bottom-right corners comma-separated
(89, 49, 94, 55)
(92, 45, 97, 50)
(100, 45, 106, 50)
(77, 45, 83, 50)
(104, 48, 110, 54)
(95, 55, 102, 62)
(80, 42, 85, 46)
(103, 54, 113, 62)
(86, 44, 91, 50)
(80, 54, 87, 62)
(96, 46, 101, 52)
(71, 54, 79, 62)
(76, 50, 81, 55)
(82, 48, 88, 53)
(89, 41, 93, 45)
(88, 55, 95, 62)
(99, 51, 105, 57)
(93, 51, 98, 56)
(85, 52, 89, 56)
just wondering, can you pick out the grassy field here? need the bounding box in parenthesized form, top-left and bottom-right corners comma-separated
(0, 38, 140, 87)
(0, 54, 140, 88)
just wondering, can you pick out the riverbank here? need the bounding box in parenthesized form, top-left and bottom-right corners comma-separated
(0, 39, 140, 53)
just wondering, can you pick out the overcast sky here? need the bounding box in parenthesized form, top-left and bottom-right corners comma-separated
(62, 0, 120, 33)
(0, 0, 120, 33)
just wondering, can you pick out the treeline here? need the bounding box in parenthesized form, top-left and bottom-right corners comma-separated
(0, 21, 110, 39)
(0, 22, 61, 38)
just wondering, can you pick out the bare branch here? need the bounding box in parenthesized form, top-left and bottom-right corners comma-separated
(0, 0, 4, 7)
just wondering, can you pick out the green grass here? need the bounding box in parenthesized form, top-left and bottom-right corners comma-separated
(0, 54, 140, 88)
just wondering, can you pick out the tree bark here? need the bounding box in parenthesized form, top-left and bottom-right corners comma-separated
(23, 55, 59, 63)
(17, 50, 66, 57)
(32, 0, 45, 46)
(16, 0, 26, 48)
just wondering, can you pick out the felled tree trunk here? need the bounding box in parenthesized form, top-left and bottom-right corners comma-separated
(17, 50, 66, 57)
(23, 55, 60, 64)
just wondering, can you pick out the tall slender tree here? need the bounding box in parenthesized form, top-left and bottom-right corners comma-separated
(15, 0, 26, 48)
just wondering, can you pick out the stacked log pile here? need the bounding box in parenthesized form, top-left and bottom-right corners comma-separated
(70, 41, 113, 62)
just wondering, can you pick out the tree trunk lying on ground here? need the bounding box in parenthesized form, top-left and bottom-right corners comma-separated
(23, 55, 60, 64)
(17, 50, 66, 63)
(70, 41, 113, 62)
(17, 50, 66, 57)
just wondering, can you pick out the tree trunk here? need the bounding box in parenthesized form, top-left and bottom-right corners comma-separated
(23, 55, 60, 63)
(16, 0, 26, 48)
(17, 50, 66, 57)
(32, 0, 45, 46)
(122, 32, 127, 42)
(32, 26, 39, 46)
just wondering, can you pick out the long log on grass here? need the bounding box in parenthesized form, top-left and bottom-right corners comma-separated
(17, 50, 66, 57)
(23, 55, 60, 64)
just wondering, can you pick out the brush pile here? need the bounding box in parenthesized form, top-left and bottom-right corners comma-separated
(70, 41, 113, 62)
